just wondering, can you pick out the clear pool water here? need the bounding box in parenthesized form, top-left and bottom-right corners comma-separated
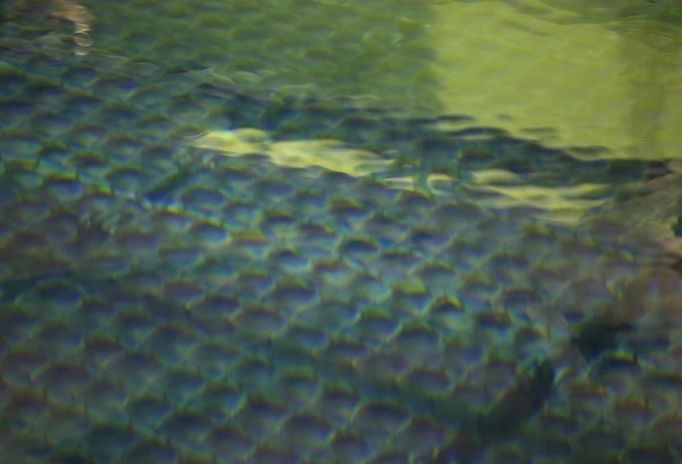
(0, 1, 681, 463)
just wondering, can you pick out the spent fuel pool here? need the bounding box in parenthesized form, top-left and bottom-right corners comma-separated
(1, 0, 682, 463)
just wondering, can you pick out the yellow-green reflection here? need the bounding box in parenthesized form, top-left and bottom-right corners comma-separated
(466, 169, 608, 225)
(429, 0, 682, 159)
(192, 129, 392, 177)
(22, 0, 681, 159)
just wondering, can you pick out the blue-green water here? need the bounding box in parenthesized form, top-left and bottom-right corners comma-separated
(0, 1, 681, 463)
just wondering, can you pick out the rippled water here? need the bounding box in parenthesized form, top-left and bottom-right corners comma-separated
(0, 1, 681, 463)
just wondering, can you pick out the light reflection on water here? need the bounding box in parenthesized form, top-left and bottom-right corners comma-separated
(0, 0, 681, 462)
